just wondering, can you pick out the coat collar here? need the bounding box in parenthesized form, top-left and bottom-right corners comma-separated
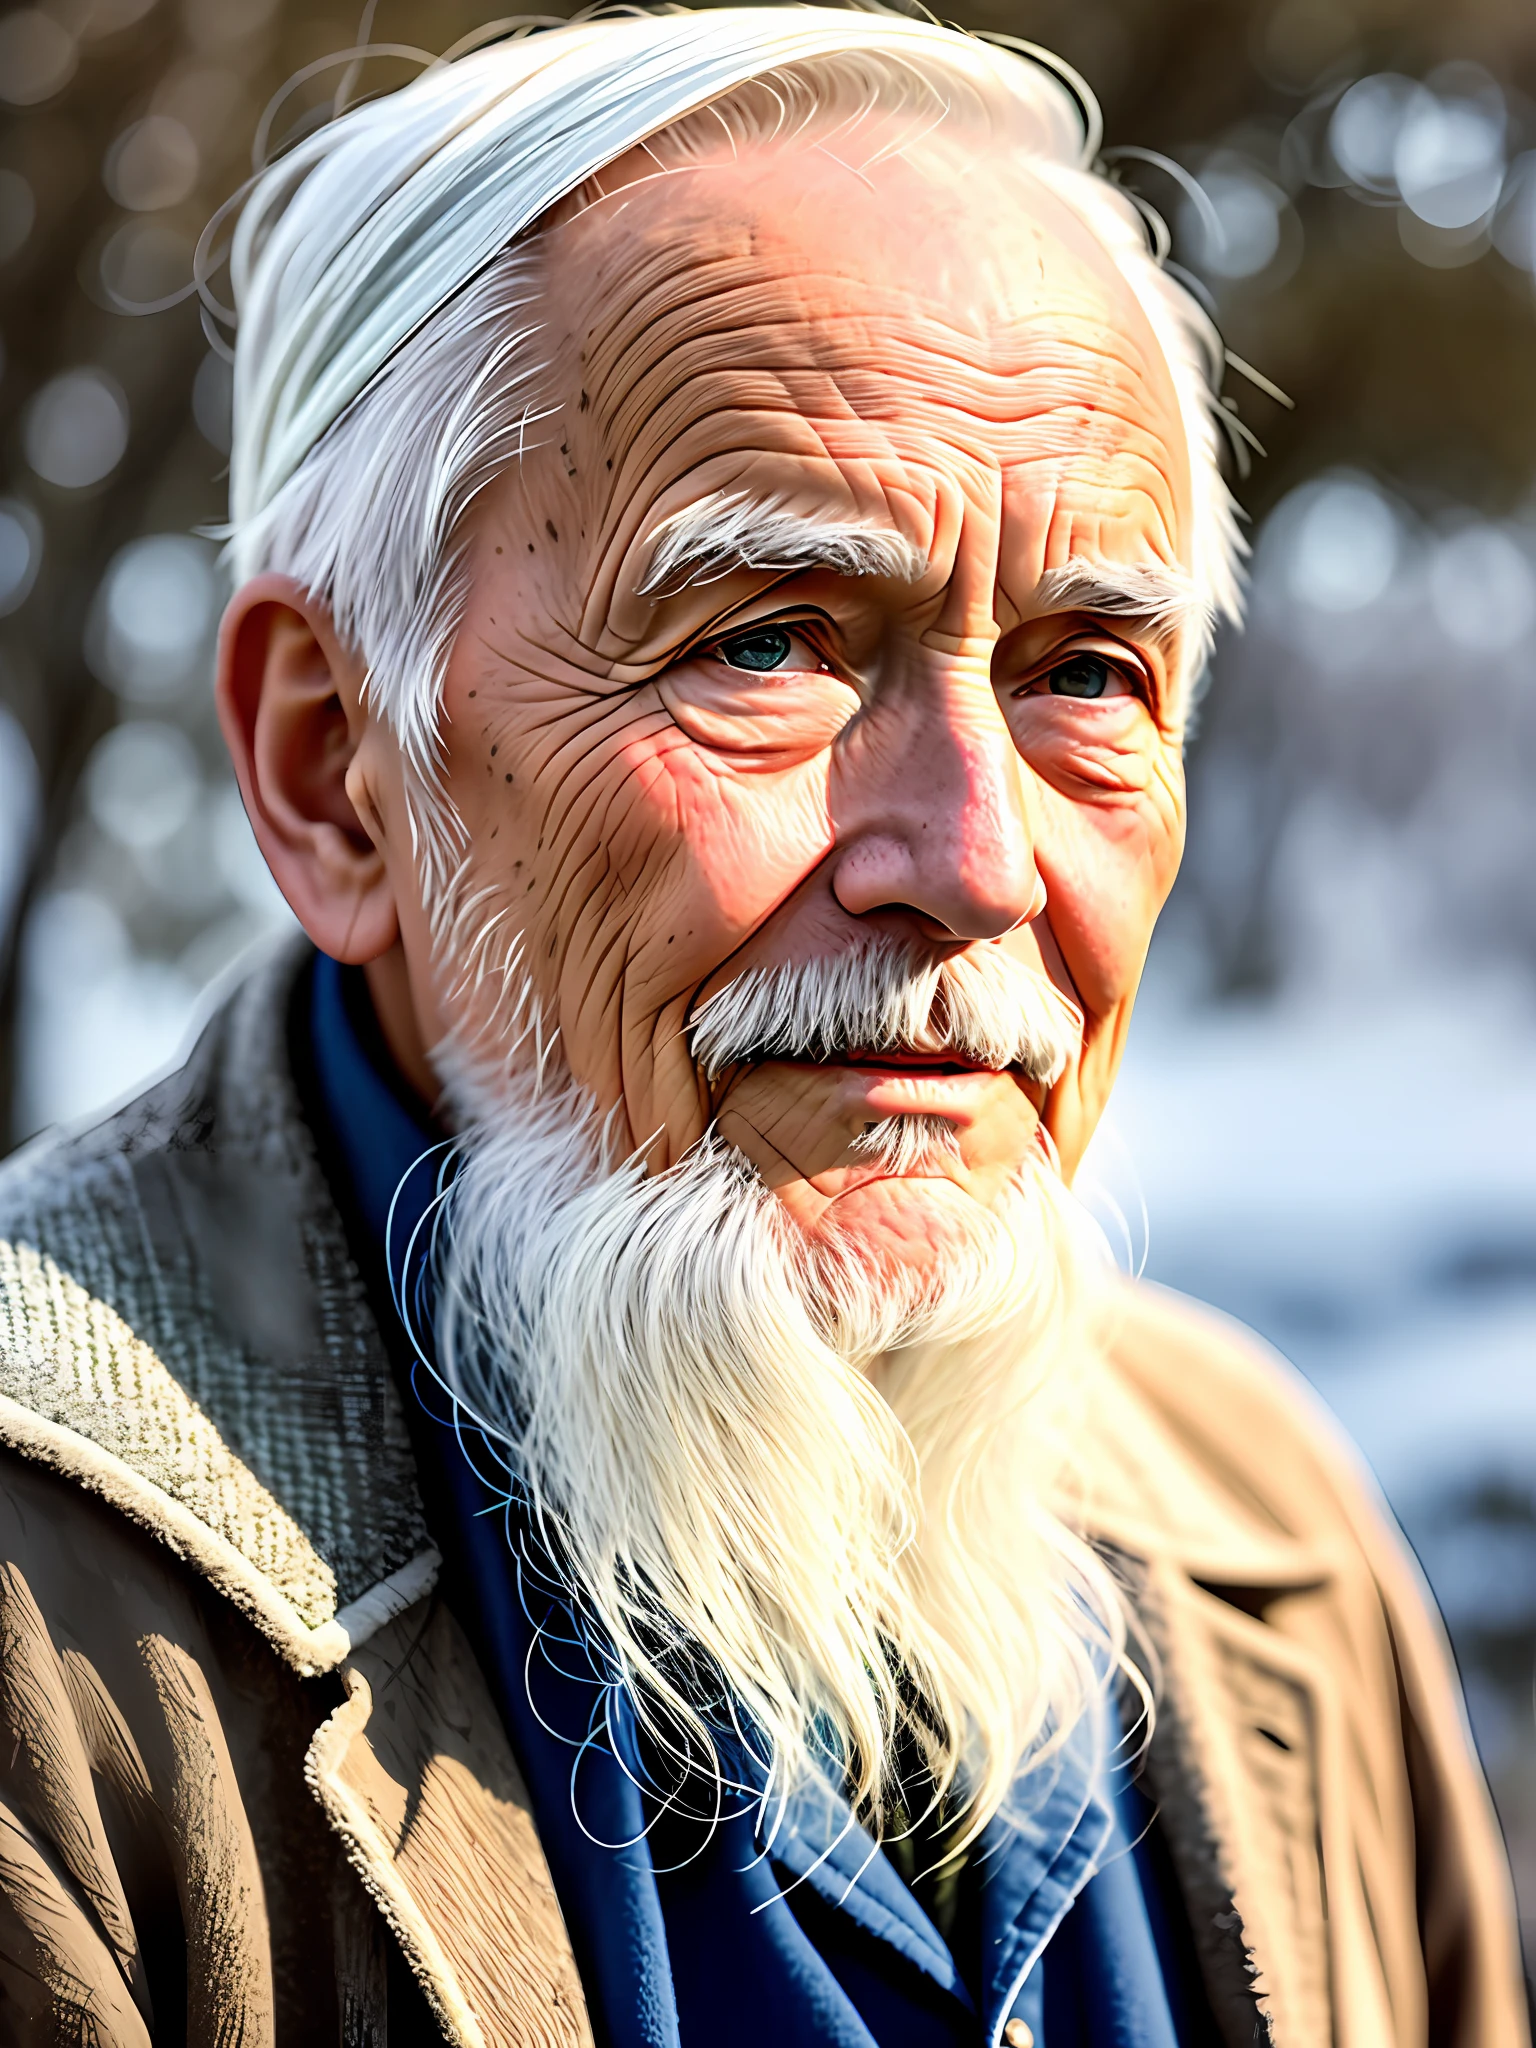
(0, 935, 436, 1675)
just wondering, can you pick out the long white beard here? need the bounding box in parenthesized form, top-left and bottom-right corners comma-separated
(429, 937, 1130, 1843)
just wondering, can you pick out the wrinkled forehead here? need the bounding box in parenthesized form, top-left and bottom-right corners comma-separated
(537, 129, 1192, 586)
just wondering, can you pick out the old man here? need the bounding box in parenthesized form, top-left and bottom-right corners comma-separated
(0, 8, 1524, 2044)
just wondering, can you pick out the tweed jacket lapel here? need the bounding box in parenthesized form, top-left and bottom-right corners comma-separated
(1119, 1550, 1328, 2048)
(0, 936, 435, 1669)
(1062, 1349, 1316, 2045)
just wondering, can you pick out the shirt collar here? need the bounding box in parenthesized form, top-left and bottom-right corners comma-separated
(765, 1690, 1118, 2037)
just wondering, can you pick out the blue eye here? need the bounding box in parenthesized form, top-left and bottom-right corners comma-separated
(717, 627, 793, 672)
(1048, 655, 1109, 698)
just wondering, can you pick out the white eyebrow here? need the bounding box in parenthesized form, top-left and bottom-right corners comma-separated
(639, 489, 927, 597)
(1032, 560, 1208, 643)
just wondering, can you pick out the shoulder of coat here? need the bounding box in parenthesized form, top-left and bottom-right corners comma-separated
(0, 933, 432, 1675)
(1077, 1277, 1396, 1578)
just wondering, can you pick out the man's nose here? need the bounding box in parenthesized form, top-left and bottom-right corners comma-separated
(829, 659, 1042, 940)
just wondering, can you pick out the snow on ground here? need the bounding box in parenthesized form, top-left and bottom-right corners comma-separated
(1090, 968, 1536, 1509)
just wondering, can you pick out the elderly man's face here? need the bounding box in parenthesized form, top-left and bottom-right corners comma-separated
(380, 128, 1191, 1279)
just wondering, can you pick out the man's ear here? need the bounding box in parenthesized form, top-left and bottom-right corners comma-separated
(215, 574, 399, 964)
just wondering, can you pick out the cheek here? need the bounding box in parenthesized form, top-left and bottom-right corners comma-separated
(492, 691, 840, 1003)
(437, 674, 843, 1079)
(621, 729, 840, 970)
(1028, 746, 1185, 1015)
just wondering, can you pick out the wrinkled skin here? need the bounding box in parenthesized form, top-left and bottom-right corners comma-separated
(242, 128, 1194, 1286)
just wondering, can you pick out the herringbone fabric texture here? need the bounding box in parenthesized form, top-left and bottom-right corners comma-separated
(0, 938, 427, 1627)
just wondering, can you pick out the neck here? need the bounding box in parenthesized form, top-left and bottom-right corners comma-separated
(364, 942, 440, 1105)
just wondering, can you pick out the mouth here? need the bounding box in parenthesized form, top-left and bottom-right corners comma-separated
(827, 1049, 999, 1076)
(783, 1047, 1049, 1117)
(768, 1039, 1011, 1076)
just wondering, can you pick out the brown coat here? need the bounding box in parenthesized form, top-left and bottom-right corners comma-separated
(0, 941, 1523, 2046)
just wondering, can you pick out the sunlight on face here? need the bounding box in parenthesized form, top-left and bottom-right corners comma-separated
(425, 124, 1194, 1279)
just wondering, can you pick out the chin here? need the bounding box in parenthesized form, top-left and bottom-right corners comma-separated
(796, 1168, 1007, 1281)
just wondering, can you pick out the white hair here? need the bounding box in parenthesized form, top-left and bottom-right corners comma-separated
(428, 945, 1131, 1845)
(225, 4, 1245, 843)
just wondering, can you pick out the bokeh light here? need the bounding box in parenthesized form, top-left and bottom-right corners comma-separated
(1429, 525, 1536, 651)
(104, 115, 201, 212)
(22, 367, 129, 489)
(86, 533, 219, 702)
(0, 10, 78, 108)
(0, 500, 42, 617)
(1395, 74, 1504, 230)
(0, 169, 35, 261)
(84, 720, 202, 851)
(1271, 473, 1402, 613)
(1184, 156, 1296, 280)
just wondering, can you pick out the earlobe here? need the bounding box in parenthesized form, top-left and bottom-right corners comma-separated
(215, 574, 401, 965)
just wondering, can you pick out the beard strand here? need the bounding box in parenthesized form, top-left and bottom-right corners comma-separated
(428, 1035, 1131, 1847)
(846, 1111, 964, 1179)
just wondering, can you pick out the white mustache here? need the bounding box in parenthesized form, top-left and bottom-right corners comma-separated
(687, 935, 1081, 1088)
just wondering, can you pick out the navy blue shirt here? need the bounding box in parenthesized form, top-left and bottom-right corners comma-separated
(300, 951, 1217, 2048)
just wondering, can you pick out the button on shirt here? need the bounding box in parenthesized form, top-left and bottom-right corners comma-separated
(301, 952, 1218, 2048)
